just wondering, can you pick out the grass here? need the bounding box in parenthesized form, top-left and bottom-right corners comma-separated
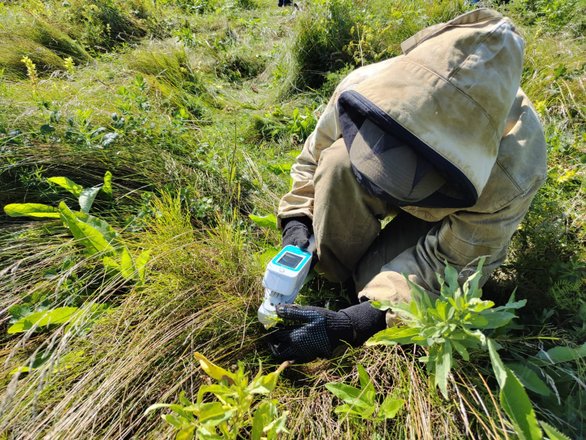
(0, 0, 584, 438)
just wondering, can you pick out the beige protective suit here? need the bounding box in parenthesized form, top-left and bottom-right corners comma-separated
(278, 9, 547, 307)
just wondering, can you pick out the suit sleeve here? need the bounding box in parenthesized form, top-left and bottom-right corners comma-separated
(277, 61, 394, 226)
(277, 95, 341, 225)
(358, 188, 540, 303)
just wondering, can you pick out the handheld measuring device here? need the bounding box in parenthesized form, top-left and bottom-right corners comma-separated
(258, 236, 315, 328)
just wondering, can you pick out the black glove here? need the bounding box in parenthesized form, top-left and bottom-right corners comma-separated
(267, 301, 387, 363)
(281, 217, 312, 249)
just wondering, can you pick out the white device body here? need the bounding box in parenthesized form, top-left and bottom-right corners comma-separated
(258, 237, 315, 328)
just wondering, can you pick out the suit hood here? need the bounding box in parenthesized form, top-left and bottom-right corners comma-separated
(338, 9, 525, 207)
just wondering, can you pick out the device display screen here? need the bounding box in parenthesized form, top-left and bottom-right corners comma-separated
(277, 252, 303, 269)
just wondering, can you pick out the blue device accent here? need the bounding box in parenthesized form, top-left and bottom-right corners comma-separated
(272, 245, 312, 272)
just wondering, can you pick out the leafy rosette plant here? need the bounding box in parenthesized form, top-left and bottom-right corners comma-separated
(367, 259, 525, 398)
(147, 352, 290, 440)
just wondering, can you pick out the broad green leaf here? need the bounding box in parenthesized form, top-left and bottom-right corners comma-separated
(488, 339, 507, 387)
(378, 395, 405, 419)
(468, 299, 495, 312)
(264, 410, 289, 437)
(474, 310, 516, 329)
(464, 258, 485, 298)
(194, 352, 236, 383)
(103, 256, 120, 272)
(366, 326, 421, 346)
(255, 247, 279, 268)
(334, 402, 375, 419)
(435, 300, 449, 321)
(493, 299, 527, 311)
(59, 202, 115, 255)
(252, 401, 273, 440)
(176, 426, 195, 440)
(507, 363, 552, 397)
(357, 364, 375, 398)
(78, 186, 101, 213)
(162, 413, 184, 429)
(47, 176, 83, 196)
(199, 402, 233, 425)
(8, 307, 80, 334)
(536, 343, 586, 365)
(136, 249, 151, 282)
(488, 339, 542, 440)
(499, 369, 543, 440)
(9, 366, 32, 375)
(451, 339, 470, 361)
(325, 383, 371, 409)
(249, 366, 284, 394)
(102, 171, 113, 197)
(119, 247, 135, 280)
(248, 213, 278, 230)
(540, 421, 571, 440)
(196, 384, 232, 404)
(442, 263, 460, 296)
(434, 341, 453, 399)
(4, 203, 60, 218)
(75, 211, 119, 243)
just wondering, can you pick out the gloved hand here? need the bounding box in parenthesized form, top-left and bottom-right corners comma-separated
(267, 301, 387, 363)
(281, 217, 312, 249)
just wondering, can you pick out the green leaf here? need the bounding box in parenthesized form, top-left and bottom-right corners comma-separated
(248, 213, 278, 230)
(435, 300, 449, 321)
(103, 256, 120, 272)
(536, 343, 586, 365)
(145, 403, 172, 414)
(194, 352, 235, 383)
(199, 402, 233, 425)
(357, 364, 375, 398)
(102, 171, 113, 197)
(119, 247, 135, 280)
(8, 307, 80, 334)
(249, 363, 286, 395)
(162, 413, 185, 429)
(487, 339, 507, 388)
(474, 310, 516, 329)
(255, 247, 279, 267)
(464, 258, 485, 298)
(442, 263, 460, 297)
(267, 162, 292, 175)
(366, 326, 422, 346)
(4, 203, 60, 218)
(488, 339, 542, 440)
(507, 363, 552, 397)
(59, 202, 115, 255)
(540, 421, 571, 440)
(135, 249, 151, 282)
(264, 410, 289, 438)
(493, 299, 527, 311)
(451, 339, 470, 361)
(252, 401, 273, 440)
(325, 383, 371, 409)
(78, 186, 101, 213)
(47, 176, 83, 197)
(434, 341, 453, 399)
(176, 426, 196, 440)
(378, 395, 405, 420)
(370, 300, 393, 311)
